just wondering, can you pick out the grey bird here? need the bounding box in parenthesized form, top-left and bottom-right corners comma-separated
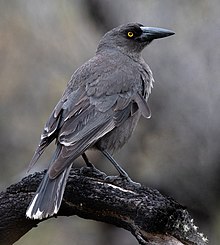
(26, 23, 174, 219)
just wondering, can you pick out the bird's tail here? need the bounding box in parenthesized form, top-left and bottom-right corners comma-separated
(26, 145, 72, 219)
(26, 165, 71, 219)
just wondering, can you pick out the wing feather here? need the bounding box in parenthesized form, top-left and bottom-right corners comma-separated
(49, 118, 115, 178)
(134, 92, 151, 118)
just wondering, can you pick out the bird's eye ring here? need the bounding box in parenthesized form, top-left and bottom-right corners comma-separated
(127, 31, 134, 38)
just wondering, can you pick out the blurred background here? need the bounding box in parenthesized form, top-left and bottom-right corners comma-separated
(0, 0, 220, 244)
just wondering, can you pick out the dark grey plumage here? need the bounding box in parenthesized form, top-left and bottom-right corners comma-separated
(26, 23, 174, 219)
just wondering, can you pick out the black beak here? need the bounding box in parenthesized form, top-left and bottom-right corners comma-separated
(140, 26, 175, 41)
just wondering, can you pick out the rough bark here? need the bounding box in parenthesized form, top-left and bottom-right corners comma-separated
(0, 167, 208, 245)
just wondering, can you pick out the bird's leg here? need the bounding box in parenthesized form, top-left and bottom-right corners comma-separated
(100, 150, 129, 178)
(82, 153, 94, 168)
(80, 152, 107, 178)
(101, 150, 141, 187)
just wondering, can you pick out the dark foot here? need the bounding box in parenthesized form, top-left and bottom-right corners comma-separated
(79, 166, 107, 179)
(104, 175, 141, 188)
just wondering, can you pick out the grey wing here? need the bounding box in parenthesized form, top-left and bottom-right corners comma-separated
(28, 86, 85, 170)
(28, 95, 66, 171)
(48, 92, 117, 178)
(28, 83, 116, 176)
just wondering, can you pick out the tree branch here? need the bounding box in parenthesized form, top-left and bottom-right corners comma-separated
(0, 167, 208, 245)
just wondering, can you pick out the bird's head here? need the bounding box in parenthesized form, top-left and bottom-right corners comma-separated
(97, 23, 175, 56)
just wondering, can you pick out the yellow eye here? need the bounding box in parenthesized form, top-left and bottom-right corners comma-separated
(127, 31, 134, 38)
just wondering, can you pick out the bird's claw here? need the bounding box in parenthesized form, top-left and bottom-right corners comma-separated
(104, 175, 141, 188)
(79, 166, 107, 179)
